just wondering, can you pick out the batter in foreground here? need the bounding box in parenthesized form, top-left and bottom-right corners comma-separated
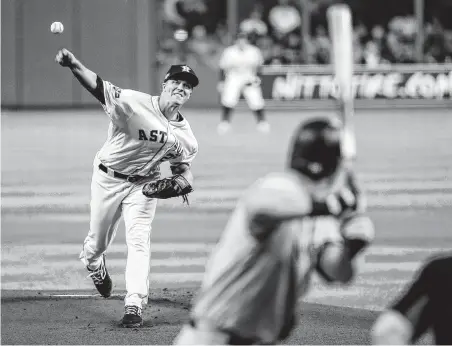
(55, 48, 199, 327)
(174, 115, 375, 345)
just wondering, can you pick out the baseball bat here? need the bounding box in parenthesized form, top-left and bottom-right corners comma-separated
(327, 4, 357, 160)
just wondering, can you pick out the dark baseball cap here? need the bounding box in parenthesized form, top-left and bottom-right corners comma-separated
(163, 64, 199, 87)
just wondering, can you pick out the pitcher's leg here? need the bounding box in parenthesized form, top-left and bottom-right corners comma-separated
(80, 168, 124, 270)
(122, 188, 157, 308)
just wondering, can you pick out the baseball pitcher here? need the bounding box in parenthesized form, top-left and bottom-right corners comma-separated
(55, 48, 199, 328)
(174, 116, 375, 345)
(217, 32, 269, 135)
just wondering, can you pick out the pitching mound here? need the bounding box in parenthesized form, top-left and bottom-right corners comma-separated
(1, 287, 387, 345)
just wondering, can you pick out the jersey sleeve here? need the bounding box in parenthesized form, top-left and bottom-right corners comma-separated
(338, 170, 367, 219)
(218, 48, 230, 70)
(255, 48, 264, 67)
(338, 171, 375, 247)
(243, 174, 312, 241)
(101, 81, 134, 126)
(169, 138, 198, 170)
(244, 174, 312, 221)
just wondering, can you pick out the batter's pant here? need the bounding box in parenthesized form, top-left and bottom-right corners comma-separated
(174, 324, 231, 345)
(174, 322, 265, 345)
(79, 158, 158, 308)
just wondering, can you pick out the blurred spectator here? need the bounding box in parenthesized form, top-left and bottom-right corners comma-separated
(287, 32, 302, 50)
(444, 30, 452, 63)
(363, 41, 381, 68)
(386, 16, 416, 63)
(265, 43, 291, 65)
(371, 25, 385, 46)
(354, 22, 368, 42)
(267, 0, 302, 44)
(353, 24, 367, 64)
(216, 23, 229, 47)
(302, 36, 318, 64)
(369, 25, 392, 63)
(157, 38, 184, 65)
(385, 24, 399, 63)
(187, 25, 220, 68)
(159, 0, 452, 67)
(190, 25, 209, 51)
(240, 4, 268, 44)
(424, 19, 452, 63)
(283, 47, 302, 64)
(257, 36, 275, 63)
(163, 0, 187, 27)
(313, 25, 330, 64)
(163, 0, 208, 34)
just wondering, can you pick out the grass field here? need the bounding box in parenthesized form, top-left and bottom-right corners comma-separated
(1, 107, 452, 344)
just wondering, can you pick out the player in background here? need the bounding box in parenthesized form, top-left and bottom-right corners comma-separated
(371, 253, 452, 345)
(55, 49, 199, 328)
(217, 32, 270, 135)
(174, 115, 375, 345)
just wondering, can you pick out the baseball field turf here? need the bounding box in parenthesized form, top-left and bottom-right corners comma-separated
(1, 108, 451, 344)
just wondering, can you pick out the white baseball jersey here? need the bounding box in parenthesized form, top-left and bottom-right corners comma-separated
(80, 79, 198, 309)
(97, 80, 198, 176)
(219, 44, 264, 82)
(190, 170, 346, 344)
(219, 44, 265, 110)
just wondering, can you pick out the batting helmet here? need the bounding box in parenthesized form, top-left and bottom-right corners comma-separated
(288, 116, 343, 181)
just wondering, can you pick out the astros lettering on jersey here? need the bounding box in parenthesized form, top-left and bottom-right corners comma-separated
(99, 81, 198, 176)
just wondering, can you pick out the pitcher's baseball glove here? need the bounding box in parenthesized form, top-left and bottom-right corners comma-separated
(142, 175, 193, 204)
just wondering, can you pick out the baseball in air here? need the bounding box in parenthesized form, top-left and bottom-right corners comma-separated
(50, 21, 64, 34)
(174, 29, 188, 42)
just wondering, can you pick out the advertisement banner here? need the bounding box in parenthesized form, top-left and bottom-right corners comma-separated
(261, 64, 452, 101)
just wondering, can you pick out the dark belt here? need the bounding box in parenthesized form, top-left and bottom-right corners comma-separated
(189, 319, 261, 345)
(98, 163, 145, 183)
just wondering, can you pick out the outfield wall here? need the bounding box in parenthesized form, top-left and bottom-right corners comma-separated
(2, 0, 452, 110)
(1, 0, 160, 108)
(258, 63, 452, 110)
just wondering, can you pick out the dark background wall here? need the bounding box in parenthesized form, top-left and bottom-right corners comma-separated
(3, 0, 451, 110)
(1, 0, 181, 108)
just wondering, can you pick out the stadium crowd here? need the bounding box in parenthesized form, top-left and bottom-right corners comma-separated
(158, 0, 452, 68)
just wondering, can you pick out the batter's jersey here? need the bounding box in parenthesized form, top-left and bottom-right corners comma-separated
(219, 44, 264, 82)
(96, 81, 198, 176)
(190, 170, 346, 344)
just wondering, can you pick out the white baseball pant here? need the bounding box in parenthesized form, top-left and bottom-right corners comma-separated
(79, 158, 158, 308)
(221, 76, 265, 110)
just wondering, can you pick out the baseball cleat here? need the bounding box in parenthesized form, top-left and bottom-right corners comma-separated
(217, 121, 231, 135)
(87, 254, 112, 298)
(122, 305, 143, 328)
(257, 121, 270, 133)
